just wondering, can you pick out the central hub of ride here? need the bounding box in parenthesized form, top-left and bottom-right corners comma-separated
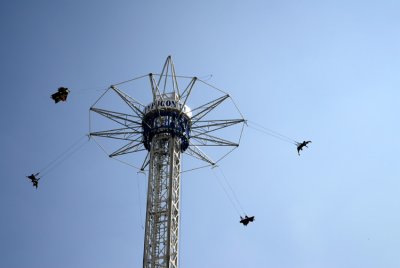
(142, 93, 192, 152)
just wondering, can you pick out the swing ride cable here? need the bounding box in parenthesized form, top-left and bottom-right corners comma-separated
(216, 166, 246, 215)
(90, 136, 142, 170)
(136, 171, 146, 230)
(248, 120, 297, 143)
(69, 86, 109, 95)
(91, 135, 246, 217)
(198, 74, 213, 81)
(40, 139, 88, 178)
(38, 135, 89, 177)
(112, 74, 150, 86)
(246, 120, 298, 145)
(87, 136, 147, 229)
(248, 124, 294, 144)
(211, 167, 242, 216)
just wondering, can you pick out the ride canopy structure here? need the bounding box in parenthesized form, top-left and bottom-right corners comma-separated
(89, 56, 245, 267)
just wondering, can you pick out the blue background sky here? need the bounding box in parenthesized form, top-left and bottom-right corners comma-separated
(1, 1, 400, 267)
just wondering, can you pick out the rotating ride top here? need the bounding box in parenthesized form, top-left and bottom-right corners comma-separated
(89, 56, 245, 268)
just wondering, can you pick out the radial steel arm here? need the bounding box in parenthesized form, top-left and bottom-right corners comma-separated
(191, 119, 245, 136)
(90, 127, 142, 141)
(190, 95, 230, 122)
(109, 137, 146, 157)
(156, 56, 180, 96)
(179, 77, 197, 106)
(90, 107, 142, 127)
(140, 152, 150, 171)
(184, 144, 215, 165)
(190, 132, 239, 147)
(110, 85, 145, 118)
(149, 73, 164, 101)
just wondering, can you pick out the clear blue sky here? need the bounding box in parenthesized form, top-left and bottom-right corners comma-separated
(1, 1, 400, 267)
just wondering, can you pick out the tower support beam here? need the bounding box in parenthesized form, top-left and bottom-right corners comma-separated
(143, 134, 181, 268)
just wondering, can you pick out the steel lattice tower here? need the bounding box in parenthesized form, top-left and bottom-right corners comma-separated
(89, 57, 245, 268)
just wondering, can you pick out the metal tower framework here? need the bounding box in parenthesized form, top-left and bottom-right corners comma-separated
(89, 57, 245, 268)
(144, 135, 181, 267)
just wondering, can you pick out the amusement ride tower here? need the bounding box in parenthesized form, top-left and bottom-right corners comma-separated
(89, 57, 245, 268)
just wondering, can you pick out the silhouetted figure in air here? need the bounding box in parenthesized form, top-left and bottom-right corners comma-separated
(26, 173, 40, 189)
(296, 140, 312, 155)
(240, 215, 255, 226)
(51, 87, 70, 103)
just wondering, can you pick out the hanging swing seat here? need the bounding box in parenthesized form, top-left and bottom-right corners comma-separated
(240, 215, 255, 226)
(51, 87, 70, 103)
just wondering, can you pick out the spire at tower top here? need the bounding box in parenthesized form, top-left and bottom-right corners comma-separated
(149, 56, 180, 101)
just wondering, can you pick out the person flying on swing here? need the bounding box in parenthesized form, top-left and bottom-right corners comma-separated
(26, 173, 40, 189)
(296, 140, 312, 155)
(240, 215, 255, 226)
(51, 87, 70, 103)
